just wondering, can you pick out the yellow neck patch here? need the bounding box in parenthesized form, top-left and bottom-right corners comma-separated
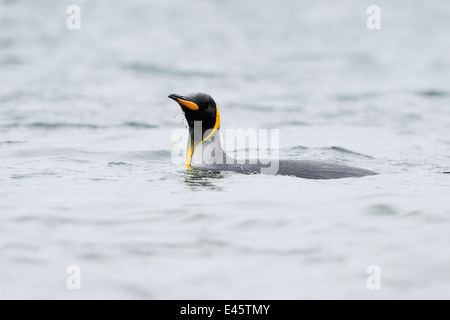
(186, 106, 221, 167)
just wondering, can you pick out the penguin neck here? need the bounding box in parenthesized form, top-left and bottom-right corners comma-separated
(185, 106, 222, 167)
(188, 128, 225, 166)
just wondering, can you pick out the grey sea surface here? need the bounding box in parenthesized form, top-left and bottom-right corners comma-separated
(1, 0, 450, 299)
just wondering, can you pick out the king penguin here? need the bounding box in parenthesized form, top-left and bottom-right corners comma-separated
(169, 92, 377, 179)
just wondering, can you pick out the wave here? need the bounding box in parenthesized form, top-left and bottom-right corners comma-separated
(417, 90, 448, 98)
(122, 122, 158, 129)
(328, 146, 374, 159)
(284, 145, 373, 159)
(0, 140, 27, 145)
(124, 62, 220, 78)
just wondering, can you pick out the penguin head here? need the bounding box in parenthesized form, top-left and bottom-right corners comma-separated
(168, 93, 219, 132)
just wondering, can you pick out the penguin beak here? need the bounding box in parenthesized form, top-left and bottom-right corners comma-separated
(168, 94, 199, 111)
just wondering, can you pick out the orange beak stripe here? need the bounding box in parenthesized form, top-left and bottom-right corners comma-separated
(177, 98, 199, 111)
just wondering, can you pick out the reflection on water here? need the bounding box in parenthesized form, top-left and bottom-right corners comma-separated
(183, 168, 226, 190)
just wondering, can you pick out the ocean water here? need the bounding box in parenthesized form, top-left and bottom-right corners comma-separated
(1, 0, 450, 299)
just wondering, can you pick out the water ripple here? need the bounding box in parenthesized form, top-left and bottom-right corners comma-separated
(417, 90, 448, 98)
(124, 62, 220, 78)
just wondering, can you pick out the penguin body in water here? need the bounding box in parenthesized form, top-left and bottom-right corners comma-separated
(169, 93, 377, 179)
